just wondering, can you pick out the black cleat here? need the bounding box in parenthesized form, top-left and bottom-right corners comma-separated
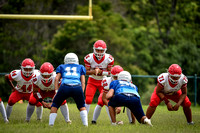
(91, 120, 97, 124)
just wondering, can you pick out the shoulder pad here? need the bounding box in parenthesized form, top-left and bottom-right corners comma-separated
(157, 73, 167, 85)
(181, 74, 188, 84)
(10, 70, 21, 80)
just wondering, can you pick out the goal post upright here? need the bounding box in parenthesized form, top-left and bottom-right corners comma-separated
(0, 0, 93, 20)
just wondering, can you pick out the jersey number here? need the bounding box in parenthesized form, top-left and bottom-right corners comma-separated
(158, 75, 164, 83)
(65, 67, 78, 76)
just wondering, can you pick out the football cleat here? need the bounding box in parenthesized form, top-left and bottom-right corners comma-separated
(188, 121, 194, 125)
(66, 120, 72, 124)
(91, 120, 97, 124)
(116, 121, 123, 125)
(144, 118, 153, 127)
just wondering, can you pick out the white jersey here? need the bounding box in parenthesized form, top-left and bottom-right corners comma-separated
(157, 73, 188, 95)
(84, 53, 114, 80)
(9, 69, 39, 93)
(33, 71, 56, 91)
(101, 77, 112, 93)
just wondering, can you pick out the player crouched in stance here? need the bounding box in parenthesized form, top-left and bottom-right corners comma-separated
(49, 53, 88, 126)
(146, 64, 194, 125)
(101, 65, 135, 125)
(0, 98, 9, 123)
(26, 62, 70, 123)
(106, 71, 152, 126)
(5, 58, 42, 121)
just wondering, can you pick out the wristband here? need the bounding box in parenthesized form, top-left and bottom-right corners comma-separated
(36, 92, 42, 99)
(102, 71, 109, 76)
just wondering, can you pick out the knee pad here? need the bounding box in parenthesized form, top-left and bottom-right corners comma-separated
(8, 99, 16, 106)
(85, 96, 93, 104)
(149, 99, 159, 107)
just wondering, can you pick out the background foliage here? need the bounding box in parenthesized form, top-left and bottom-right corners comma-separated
(0, 0, 199, 104)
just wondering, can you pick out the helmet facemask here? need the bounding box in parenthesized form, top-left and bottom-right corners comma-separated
(93, 48, 107, 60)
(40, 72, 53, 83)
(21, 66, 35, 77)
(168, 74, 181, 84)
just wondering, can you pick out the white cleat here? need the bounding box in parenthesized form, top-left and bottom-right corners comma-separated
(144, 118, 153, 127)
(111, 122, 117, 126)
(4, 119, 9, 123)
(188, 121, 194, 125)
(116, 121, 123, 125)
(66, 120, 72, 124)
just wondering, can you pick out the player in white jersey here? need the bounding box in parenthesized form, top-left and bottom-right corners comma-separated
(5, 58, 42, 120)
(26, 62, 70, 123)
(146, 64, 194, 125)
(100, 65, 135, 124)
(0, 98, 9, 123)
(84, 40, 114, 124)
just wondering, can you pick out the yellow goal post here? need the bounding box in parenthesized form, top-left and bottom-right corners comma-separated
(0, 0, 93, 20)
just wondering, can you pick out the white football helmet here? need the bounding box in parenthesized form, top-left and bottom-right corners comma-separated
(118, 71, 132, 82)
(64, 53, 79, 64)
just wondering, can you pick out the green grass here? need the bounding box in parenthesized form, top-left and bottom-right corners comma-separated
(0, 102, 200, 133)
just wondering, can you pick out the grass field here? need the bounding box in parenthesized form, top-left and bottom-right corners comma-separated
(0, 102, 199, 133)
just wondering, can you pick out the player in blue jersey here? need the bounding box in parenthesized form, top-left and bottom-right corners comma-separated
(106, 71, 152, 126)
(49, 53, 88, 126)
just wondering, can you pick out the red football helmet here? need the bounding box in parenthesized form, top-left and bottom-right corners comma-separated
(21, 58, 35, 77)
(40, 62, 54, 83)
(111, 65, 123, 80)
(93, 40, 107, 60)
(168, 64, 182, 84)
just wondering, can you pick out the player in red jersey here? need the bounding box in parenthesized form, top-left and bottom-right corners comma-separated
(26, 62, 70, 123)
(84, 40, 114, 124)
(5, 58, 42, 120)
(146, 64, 194, 125)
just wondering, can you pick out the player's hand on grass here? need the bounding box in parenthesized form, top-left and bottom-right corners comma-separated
(173, 103, 180, 111)
(166, 102, 174, 111)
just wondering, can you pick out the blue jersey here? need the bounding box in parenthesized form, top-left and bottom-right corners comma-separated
(56, 64, 86, 86)
(109, 80, 140, 98)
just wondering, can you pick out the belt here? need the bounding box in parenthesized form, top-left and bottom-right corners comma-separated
(121, 93, 136, 97)
(63, 84, 81, 87)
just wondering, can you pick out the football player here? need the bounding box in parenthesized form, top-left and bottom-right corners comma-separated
(146, 64, 194, 125)
(84, 40, 114, 124)
(106, 71, 152, 126)
(49, 53, 88, 126)
(0, 98, 9, 123)
(26, 62, 70, 123)
(5, 58, 42, 120)
(92, 65, 135, 124)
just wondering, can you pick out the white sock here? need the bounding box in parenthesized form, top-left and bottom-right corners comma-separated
(60, 103, 70, 122)
(26, 103, 35, 121)
(80, 110, 88, 126)
(92, 105, 102, 121)
(6, 104, 13, 119)
(49, 113, 57, 126)
(85, 104, 90, 114)
(0, 101, 8, 121)
(126, 108, 132, 123)
(36, 106, 43, 120)
(105, 106, 111, 121)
